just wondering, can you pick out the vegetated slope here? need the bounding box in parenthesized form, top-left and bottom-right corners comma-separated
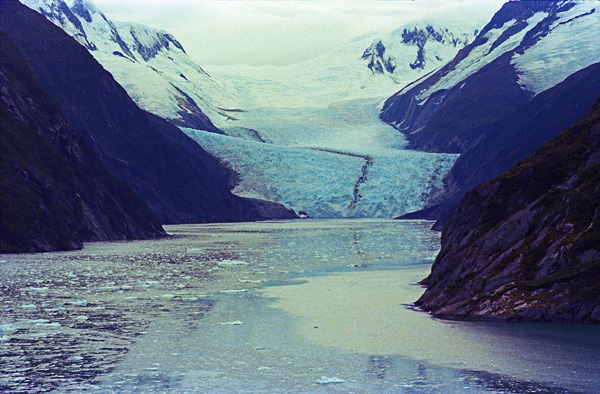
(416, 98, 600, 323)
(22, 0, 224, 132)
(0, 31, 165, 253)
(1, 0, 294, 224)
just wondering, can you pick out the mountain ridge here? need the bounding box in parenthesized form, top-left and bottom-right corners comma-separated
(22, 0, 223, 132)
(385, 0, 600, 219)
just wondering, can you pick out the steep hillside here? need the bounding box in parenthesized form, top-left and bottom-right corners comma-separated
(384, 0, 600, 220)
(416, 98, 600, 322)
(381, 0, 599, 153)
(22, 0, 225, 131)
(2, 0, 293, 224)
(423, 62, 600, 220)
(0, 30, 165, 253)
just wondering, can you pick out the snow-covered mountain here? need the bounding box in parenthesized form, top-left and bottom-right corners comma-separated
(381, 0, 600, 153)
(21, 0, 501, 219)
(362, 24, 471, 76)
(211, 5, 497, 114)
(379, 0, 600, 220)
(21, 0, 234, 132)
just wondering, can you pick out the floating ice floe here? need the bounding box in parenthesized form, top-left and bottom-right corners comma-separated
(317, 376, 345, 385)
(28, 319, 50, 324)
(67, 300, 88, 307)
(217, 260, 250, 267)
(21, 304, 37, 310)
(74, 316, 89, 323)
(0, 335, 10, 342)
(220, 289, 248, 294)
(21, 287, 49, 293)
(238, 279, 262, 284)
(220, 321, 244, 326)
(0, 324, 16, 334)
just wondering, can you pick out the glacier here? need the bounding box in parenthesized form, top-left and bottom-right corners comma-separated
(23, 0, 505, 218)
(184, 127, 457, 219)
(193, 7, 501, 218)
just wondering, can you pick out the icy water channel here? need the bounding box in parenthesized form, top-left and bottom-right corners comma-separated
(1, 219, 599, 393)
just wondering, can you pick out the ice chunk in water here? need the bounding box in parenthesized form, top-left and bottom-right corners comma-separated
(0, 324, 16, 333)
(67, 300, 88, 307)
(317, 376, 345, 384)
(217, 260, 250, 267)
(220, 321, 244, 326)
(220, 289, 248, 294)
(21, 287, 49, 292)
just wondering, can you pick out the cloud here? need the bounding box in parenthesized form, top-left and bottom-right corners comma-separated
(92, 0, 505, 66)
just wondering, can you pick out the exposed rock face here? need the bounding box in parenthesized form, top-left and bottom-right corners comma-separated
(0, 29, 165, 253)
(1, 0, 295, 225)
(361, 25, 472, 76)
(416, 98, 600, 323)
(362, 41, 396, 74)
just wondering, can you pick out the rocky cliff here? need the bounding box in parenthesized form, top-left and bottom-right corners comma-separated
(0, 30, 165, 253)
(416, 98, 600, 322)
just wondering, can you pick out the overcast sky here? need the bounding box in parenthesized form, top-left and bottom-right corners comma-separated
(91, 0, 505, 66)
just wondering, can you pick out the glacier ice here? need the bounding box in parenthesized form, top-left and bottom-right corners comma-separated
(184, 127, 456, 219)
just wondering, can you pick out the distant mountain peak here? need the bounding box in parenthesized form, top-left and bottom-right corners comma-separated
(362, 40, 396, 74)
(360, 22, 475, 76)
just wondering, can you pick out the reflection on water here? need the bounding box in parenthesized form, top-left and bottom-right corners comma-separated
(0, 219, 598, 393)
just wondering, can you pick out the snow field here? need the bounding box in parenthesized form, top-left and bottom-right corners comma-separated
(512, 2, 600, 95)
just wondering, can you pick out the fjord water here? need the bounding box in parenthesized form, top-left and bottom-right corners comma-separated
(1, 220, 598, 393)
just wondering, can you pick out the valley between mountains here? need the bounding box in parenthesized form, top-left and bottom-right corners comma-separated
(2, 1, 600, 392)
(2, 0, 600, 324)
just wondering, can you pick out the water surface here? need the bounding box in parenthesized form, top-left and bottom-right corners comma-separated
(1, 220, 598, 393)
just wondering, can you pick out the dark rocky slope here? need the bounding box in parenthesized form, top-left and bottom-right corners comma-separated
(416, 98, 600, 322)
(419, 63, 600, 221)
(1, 0, 295, 224)
(0, 31, 165, 253)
